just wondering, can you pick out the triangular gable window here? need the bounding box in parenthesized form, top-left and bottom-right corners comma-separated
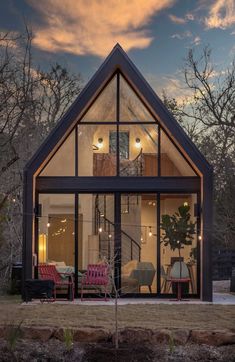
(120, 74, 155, 123)
(40, 130, 75, 176)
(161, 130, 196, 176)
(80, 75, 116, 123)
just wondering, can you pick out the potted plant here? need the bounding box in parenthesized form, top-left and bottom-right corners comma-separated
(160, 203, 196, 294)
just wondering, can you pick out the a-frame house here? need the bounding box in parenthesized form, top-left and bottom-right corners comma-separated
(23, 44, 213, 301)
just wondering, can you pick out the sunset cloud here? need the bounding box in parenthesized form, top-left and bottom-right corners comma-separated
(27, 0, 175, 57)
(205, 0, 235, 29)
(169, 14, 186, 24)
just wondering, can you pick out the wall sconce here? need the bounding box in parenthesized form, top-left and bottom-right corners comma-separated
(97, 137, 103, 149)
(135, 138, 141, 148)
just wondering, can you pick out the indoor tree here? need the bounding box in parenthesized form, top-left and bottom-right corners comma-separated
(160, 203, 196, 278)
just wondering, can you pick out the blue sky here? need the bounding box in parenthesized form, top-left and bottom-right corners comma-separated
(1, 0, 235, 100)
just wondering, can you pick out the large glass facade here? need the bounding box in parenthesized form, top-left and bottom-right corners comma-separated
(36, 71, 200, 297)
(38, 74, 196, 178)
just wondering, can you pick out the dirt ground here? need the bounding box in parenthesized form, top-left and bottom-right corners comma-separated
(0, 296, 234, 331)
(0, 339, 235, 362)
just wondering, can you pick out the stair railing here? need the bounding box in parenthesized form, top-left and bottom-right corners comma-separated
(95, 195, 141, 262)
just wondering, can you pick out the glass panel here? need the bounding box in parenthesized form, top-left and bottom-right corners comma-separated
(78, 194, 114, 295)
(160, 194, 198, 295)
(40, 131, 75, 176)
(121, 194, 157, 294)
(78, 124, 117, 176)
(38, 194, 75, 267)
(120, 75, 155, 122)
(161, 130, 196, 176)
(119, 124, 158, 176)
(80, 75, 116, 122)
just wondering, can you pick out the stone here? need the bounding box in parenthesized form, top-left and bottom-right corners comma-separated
(190, 329, 235, 346)
(74, 328, 110, 343)
(116, 328, 153, 344)
(171, 329, 190, 345)
(54, 327, 110, 343)
(21, 326, 54, 342)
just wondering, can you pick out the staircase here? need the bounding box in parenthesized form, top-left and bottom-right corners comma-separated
(95, 195, 141, 265)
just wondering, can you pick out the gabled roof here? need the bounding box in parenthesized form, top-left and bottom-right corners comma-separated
(25, 43, 212, 176)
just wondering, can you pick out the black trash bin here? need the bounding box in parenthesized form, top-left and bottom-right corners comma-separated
(11, 262, 22, 294)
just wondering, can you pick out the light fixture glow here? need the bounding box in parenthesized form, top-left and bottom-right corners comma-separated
(47, 222, 51, 228)
(148, 226, 152, 237)
(98, 227, 102, 233)
(108, 234, 112, 238)
(97, 137, 103, 149)
(135, 137, 141, 148)
(184, 202, 188, 207)
(198, 235, 202, 241)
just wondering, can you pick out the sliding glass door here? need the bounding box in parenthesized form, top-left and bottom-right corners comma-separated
(36, 192, 199, 297)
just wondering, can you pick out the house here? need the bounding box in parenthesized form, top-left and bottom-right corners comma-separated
(23, 44, 213, 301)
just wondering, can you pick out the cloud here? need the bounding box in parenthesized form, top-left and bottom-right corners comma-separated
(192, 36, 201, 46)
(171, 31, 192, 40)
(169, 14, 186, 24)
(205, 0, 235, 29)
(185, 13, 195, 21)
(27, 0, 175, 57)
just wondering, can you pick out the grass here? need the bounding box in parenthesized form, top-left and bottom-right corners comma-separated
(0, 297, 235, 331)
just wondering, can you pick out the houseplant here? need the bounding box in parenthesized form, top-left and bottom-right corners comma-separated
(160, 203, 196, 294)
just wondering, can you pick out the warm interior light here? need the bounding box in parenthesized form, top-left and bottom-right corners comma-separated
(198, 235, 202, 240)
(108, 234, 112, 238)
(98, 227, 102, 233)
(47, 222, 51, 228)
(97, 137, 103, 149)
(39, 234, 47, 263)
(148, 226, 152, 237)
(184, 202, 188, 207)
(135, 137, 141, 148)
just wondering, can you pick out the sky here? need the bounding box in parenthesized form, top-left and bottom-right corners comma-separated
(1, 0, 235, 101)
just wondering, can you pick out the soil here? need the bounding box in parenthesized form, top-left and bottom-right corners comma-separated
(0, 339, 235, 362)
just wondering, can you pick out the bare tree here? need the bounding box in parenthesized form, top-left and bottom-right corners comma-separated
(0, 27, 82, 288)
(162, 46, 235, 250)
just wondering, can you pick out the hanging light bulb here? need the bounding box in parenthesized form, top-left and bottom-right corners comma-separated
(148, 226, 152, 237)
